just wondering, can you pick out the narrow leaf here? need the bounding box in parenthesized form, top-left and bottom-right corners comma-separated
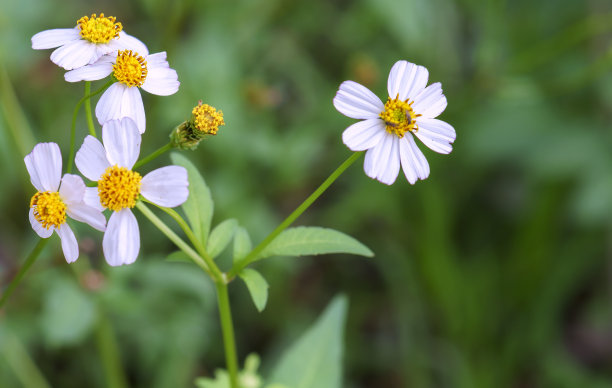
(268, 295, 348, 388)
(170, 153, 214, 245)
(239, 268, 269, 312)
(233, 227, 252, 263)
(166, 250, 190, 263)
(207, 219, 238, 258)
(258, 227, 373, 260)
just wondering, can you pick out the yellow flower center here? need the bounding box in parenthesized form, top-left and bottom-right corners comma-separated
(77, 13, 122, 44)
(98, 166, 142, 212)
(30, 191, 67, 229)
(192, 101, 225, 135)
(379, 96, 420, 138)
(113, 50, 148, 87)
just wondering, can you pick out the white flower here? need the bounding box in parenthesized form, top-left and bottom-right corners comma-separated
(64, 48, 180, 133)
(31, 13, 147, 70)
(333, 60, 456, 185)
(75, 117, 189, 266)
(25, 143, 106, 263)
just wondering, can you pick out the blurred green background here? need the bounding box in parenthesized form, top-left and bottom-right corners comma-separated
(1, 0, 612, 387)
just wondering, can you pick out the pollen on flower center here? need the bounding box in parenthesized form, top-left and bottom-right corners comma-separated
(30, 191, 67, 229)
(192, 101, 225, 135)
(113, 50, 148, 87)
(77, 13, 122, 44)
(98, 165, 142, 212)
(379, 96, 420, 138)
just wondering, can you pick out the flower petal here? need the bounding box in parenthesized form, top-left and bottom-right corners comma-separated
(363, 133, 400, 185)
(120, 86, 146, 133)
(29, 208, 53, 238)
(103, 209, 140, 266)
(84, 187, 104, 211)
(31, 28, 79, 49)
(412, 82, 447, 119)
(24, 142, 62, 192)
(387, 61, 429, 101)
(75, 135, 111, 181)
(399, 134, 430, 184)
(56, 224, 79, 263)
(141, 53, 180, 96)
(67, 203, 106, 232)
(414, 118, 456, 154)
(59, 174, 85, 205)
(102, 118, 141, 169)
(342, 118, 386, 151)
(95, 82, 126, 127)
(110, 31, 149, 56)
(64, 56, 114, 82)
(50, 40, 98, 70)
(333, 81, 383, 119)
(141, 166, 189, 207)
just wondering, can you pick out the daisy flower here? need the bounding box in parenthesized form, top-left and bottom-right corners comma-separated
(75, 117, 189, 266)
(31, 13, 147, 70)
(333, 60, 456, 185)
(25, 142, 106, 263)
(65, 48, 180, 134)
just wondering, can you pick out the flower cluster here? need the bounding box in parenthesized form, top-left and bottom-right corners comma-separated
(28, 13, 190, 266)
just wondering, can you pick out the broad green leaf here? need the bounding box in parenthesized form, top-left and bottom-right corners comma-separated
(207, 219, 238, 258)
(239, 268, 269, 312)
(258, 227, 373, 260)
(233, 226, 252, 263)
(170, 153, 214, 245)
(268, 295, 348, 388)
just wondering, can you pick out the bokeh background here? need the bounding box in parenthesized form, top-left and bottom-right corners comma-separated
(1, 0, 612, 387)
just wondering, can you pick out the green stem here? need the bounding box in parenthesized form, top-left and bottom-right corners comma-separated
(84, 82, 97, 137)
(229, 151, 363, 278)
(135, 201, 212, 276)
(133, 142, 173, 170)
(216, 282, 240, 388)
(66, 79, 113, 174)
(1, 331, 51, 388)
(94, 313, 128, 388)
(0, 238, 48, 309)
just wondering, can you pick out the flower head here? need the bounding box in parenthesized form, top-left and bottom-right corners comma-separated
(25, 143, 106, 263)
(31, 13, 147, 70)
(170, 101, 225, 150)
(75, 118, 189, 266)
(65, 48, 179, 133)
(333, 60, 456, 185)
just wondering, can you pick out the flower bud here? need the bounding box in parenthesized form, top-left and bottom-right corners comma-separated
(170, 101, 225, 150)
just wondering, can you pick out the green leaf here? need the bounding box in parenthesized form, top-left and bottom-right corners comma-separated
(268, 295, 348, 388)
(207, 219, 238, 258)
(239, 268, 269, 312)
(258, 227, 374, 260)
(170, 152, 214, 245)
(233, 226, 252, 263)
(166, 250, 191, 263)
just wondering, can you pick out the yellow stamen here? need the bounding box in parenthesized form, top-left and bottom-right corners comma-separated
(77, 13, 122, 44)
(30, 191, 66, 229)
(379, 95, 420, 138)
(192, 101, 225, 135)
(98, 166, 142, 212)
(113, 50, 148, 87)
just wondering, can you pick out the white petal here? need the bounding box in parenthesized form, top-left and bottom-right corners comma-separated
(66, 203, 106, 232)
(50, 40, 98, 70)
(95, 82, 126, 127)
(387, 61, 429, 101)
(84, 187, 105, 211)
(363, 133, 401, 185)
(56, 224, 78, 263)
(64, 58, 113, 82)
(59, 174, 85, 205)
(24, 142, 62, 192)
(103, 209, 140, 266)
(75, 135, 111, 181)
(29, 208, 53, 238)
(31, 28, 79, 49)
(414, 118, 456, 154)
(120, 86, 146, 133)
(412, 82, 447, 119)
(141, 166, 189, 207)
(399, 134, 430, 184)
(110, 32, 149, 56)
(141, 54, 179, 96)
(342, 119, 386, 151)
(333, 81, 384, 119)
(102, 118, 141, 169)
